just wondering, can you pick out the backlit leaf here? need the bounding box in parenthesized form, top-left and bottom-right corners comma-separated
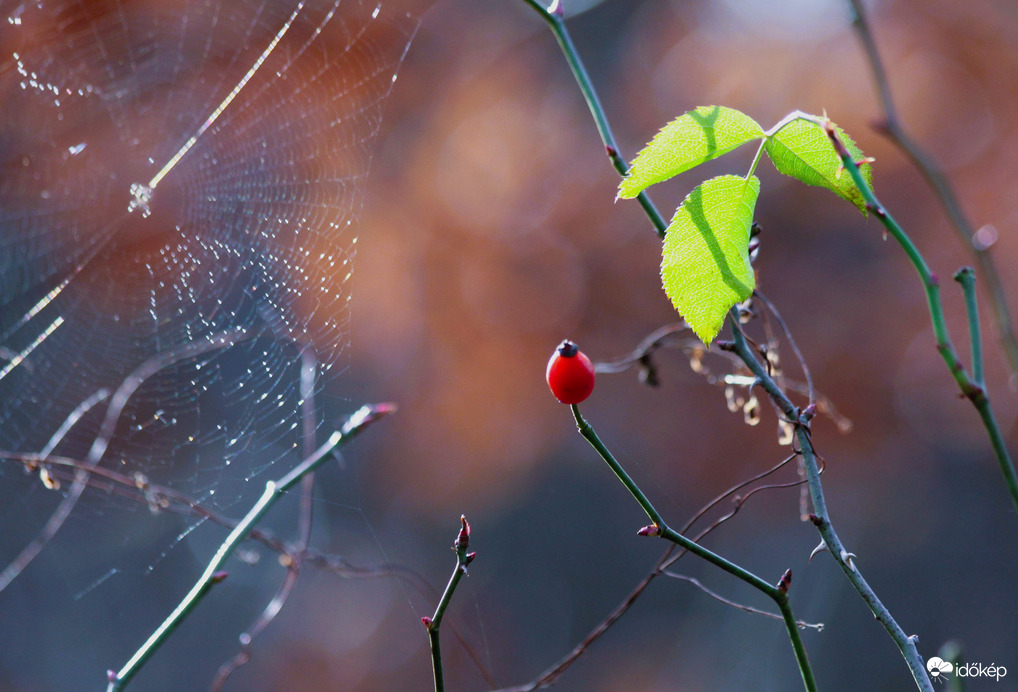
(619, 106, 764, 199)
(661, 175, 759, 344)
(764, 117, 873, 214)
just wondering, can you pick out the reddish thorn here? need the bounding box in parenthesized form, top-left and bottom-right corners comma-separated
(211, 571, 229, 583)
(637, 524, 661, 537)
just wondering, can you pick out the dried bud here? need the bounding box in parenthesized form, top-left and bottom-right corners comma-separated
(743, 395, 760, 426)
(777, 419, 794, 446)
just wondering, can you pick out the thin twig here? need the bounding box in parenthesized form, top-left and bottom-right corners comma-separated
(816, 114, 1018, 515)
(663, 573, 823, 631)
(208, 347, 323, 691)
(519, 0, 667, 237)
(497, 450, 805, 691)
(729, 316, 934, 692)
(423, 516, 475, 692)
(0, 330, 249, 594)
(106, 403, 395, 691)
(844, 0, 1018, 378)
(569, 404, 818, 692)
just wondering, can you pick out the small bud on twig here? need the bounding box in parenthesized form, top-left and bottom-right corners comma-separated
(421, 616, 433, 630)
(777, 569, 792, 594)
(637, 524, 661, 537)
(456, 515, 470, 551)
(211, 571, 229, 584)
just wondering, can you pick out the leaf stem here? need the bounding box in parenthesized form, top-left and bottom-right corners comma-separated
(746, 138, 768, 182)
(569, 404, 817, 692)
(727, 317, 934, 692)
(519, 0, 667, 237)
(844, 0, 1018, 378)
(105, 404, 395, 691)
(817, 119, 1018, 516)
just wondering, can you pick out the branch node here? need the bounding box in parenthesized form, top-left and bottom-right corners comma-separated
(636, 524, 661, 537)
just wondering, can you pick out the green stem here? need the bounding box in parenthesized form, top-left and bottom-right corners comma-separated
(106, 405, 393, 691)
(728, 317, 934, 691)
(569, 404, 817, 692)
(520, 0, 667, 237)
(954, 267, 984, 386)
(818, 119, 1018, 515)
(845, 0, 1018, 379)
(746, 139, 767, 181)
(425, 517, 473, 692)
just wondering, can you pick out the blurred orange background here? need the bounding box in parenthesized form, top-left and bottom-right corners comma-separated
(3, 0, 1018, 690)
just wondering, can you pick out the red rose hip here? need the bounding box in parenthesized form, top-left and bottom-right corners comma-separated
(546, 340, 596, 404)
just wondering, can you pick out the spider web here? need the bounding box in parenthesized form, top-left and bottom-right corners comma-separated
(0, 0, 417, 599)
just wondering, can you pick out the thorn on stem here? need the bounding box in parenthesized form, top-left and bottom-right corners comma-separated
(211, 571, 229, 584)
(809, 541, 828, 563)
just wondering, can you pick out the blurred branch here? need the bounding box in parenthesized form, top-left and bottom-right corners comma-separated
(519, 0, 667, 237)
(106, 403, 395, 691)
(845, 0, 1018, 378)
(208, 346, 321, 691)
(0, 329, 249, 595)
(818, 116, 1018, 516)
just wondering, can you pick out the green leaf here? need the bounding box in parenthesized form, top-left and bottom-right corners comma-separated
(661, 175, 759, 345)
(764, 117, 873, 214)
(618, 106, 765, 199)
